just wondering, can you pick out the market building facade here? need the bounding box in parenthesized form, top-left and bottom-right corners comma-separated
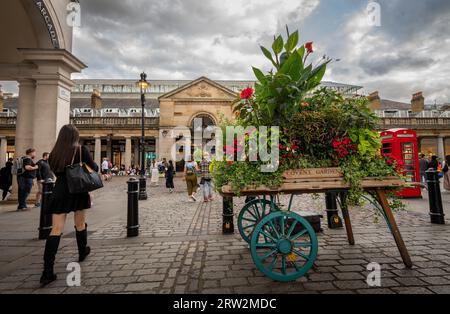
(0, 1, 449, 170)
(1, 79, 450, 170)
(1, 78, 376, 169)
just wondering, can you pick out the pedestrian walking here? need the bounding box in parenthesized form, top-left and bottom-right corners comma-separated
(200, 155, 213, 202)
(443, 155, 450, 192)
(429, 155, 439, 171)
(40, 124, 99, 287)
(419, 153, 429, 184)
(165, 160, 175, 193)
(101, 158, 109, 181)
(0, 158, 13, 201)
(184, 157, 198, 202)
(35, 152, 53, 208)
(16, 148, 39, 211)
(150, 160, 159, 186)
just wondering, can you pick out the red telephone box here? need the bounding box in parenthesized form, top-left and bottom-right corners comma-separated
(380, 129, 422, 198)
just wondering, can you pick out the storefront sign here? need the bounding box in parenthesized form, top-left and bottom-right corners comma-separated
(58, 87, 71, 102)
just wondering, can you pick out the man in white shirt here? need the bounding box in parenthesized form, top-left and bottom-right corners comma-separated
(101, 158, 109, 181)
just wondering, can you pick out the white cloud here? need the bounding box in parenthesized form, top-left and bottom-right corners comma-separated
(327, 2, 450, 103)
(72, 0, 320, 80)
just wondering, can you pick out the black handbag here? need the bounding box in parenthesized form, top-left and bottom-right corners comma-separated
(66, 146, 103, 194)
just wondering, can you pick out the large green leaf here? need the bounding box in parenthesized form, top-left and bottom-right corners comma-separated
(285, 31, 299, 52)
(308, 63, 328, 87)
(279, 52, 289, 67)
(252, 67, 266, 83)
(261, 46, 278, 68)
(297, 46, 305, 60)
(279, 51, 302, 81)
(272, 35, 284, 55)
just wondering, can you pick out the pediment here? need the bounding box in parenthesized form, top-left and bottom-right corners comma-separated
(159, 77, 237, 101)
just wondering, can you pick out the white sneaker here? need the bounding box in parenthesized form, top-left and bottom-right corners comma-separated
(4, 192, 11, 201)
(191, 195, 197, 202)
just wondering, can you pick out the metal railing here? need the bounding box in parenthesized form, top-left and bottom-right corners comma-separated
(377, 117, 450, 129)
(0, 117, 17, 128)
(1, 116, 448, 130)
(70, 117, 159, 129)
(0, 116, 159, 129)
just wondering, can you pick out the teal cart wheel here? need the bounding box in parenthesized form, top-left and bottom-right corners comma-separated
(238, 198, 279, 244)
(250, 211, 318, 282)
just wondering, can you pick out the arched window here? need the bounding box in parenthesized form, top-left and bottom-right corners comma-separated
(190, 113, 216, 132)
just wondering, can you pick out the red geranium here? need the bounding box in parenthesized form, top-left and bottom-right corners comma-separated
(332, 137, 357, 160)
(305, 42, 314, 53)
(240, 87, 254, 100)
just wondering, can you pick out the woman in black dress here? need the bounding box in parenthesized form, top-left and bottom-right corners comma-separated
(40, 125, 99, 287)
(165, 160, 175, 193)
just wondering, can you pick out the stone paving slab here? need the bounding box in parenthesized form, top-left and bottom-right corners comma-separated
(0, 177, 449, 294)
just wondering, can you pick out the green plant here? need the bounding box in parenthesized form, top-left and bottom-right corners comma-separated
(212, 28, 405, 210)
(233, 28, 330, 127)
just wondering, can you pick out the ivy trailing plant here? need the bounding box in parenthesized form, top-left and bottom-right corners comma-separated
(212, 28, 405, 211)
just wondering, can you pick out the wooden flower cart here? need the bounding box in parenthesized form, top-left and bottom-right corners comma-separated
(221, 168, 412, 282)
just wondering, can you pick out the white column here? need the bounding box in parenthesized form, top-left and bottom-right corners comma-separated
(15, 79, 36, 157)
(9, 80, 36, 201)
(124, 137, 132, 169)
(94, 136, 102, 168)
(0, 137, 7, 168)
(32, 79, 71, 156)
(438, 136, 445, 160)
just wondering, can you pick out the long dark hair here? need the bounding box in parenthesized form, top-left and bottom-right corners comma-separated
(49, 125, 80, 172)
(446, 155, 450, 165)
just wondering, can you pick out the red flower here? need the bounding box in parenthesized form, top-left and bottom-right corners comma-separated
(240, 87, 254, 100)
(332, 137, 357, 160)
(228, 161, 233, 166)
(305, 42, 314, 53)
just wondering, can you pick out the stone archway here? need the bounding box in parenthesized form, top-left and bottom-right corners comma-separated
(0, 0, 86, 200)
(190, 112, 217, 131)
(0, 0, 85, 157)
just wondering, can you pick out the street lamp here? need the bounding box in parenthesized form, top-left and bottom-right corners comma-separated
(136, 72, 150, 200)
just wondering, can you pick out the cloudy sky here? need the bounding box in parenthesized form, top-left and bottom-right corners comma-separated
(2, 0, 450, 103)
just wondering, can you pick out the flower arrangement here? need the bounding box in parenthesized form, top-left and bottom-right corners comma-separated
(211, 28, 404, 208)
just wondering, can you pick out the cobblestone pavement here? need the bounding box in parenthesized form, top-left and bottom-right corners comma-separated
(0, 177, 450, 294)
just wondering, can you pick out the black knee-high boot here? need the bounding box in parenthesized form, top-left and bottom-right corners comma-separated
(75, 224, 91, 262)
(40, 235, 61, 287)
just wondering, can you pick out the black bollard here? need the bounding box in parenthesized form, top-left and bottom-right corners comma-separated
(223, 196, 234, 234)
(38, 179, 55, 240)
(127, 178, 140, 237)
(426, 169, 445, 224)
(139, 176, 148, 201)
(325, 192, 343, 229)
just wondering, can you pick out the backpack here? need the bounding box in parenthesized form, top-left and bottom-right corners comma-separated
(11, 157, 25, 176)
(186, 163, 195, 175)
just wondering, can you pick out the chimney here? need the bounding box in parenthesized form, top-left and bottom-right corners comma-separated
(367, 91, 381, 111)
(411, 92, 424, 113)
(91, 89, 102, 109)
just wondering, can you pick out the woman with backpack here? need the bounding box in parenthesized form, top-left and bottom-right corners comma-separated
(40, 124, 99, 287)
(184, 157, 199, 202)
